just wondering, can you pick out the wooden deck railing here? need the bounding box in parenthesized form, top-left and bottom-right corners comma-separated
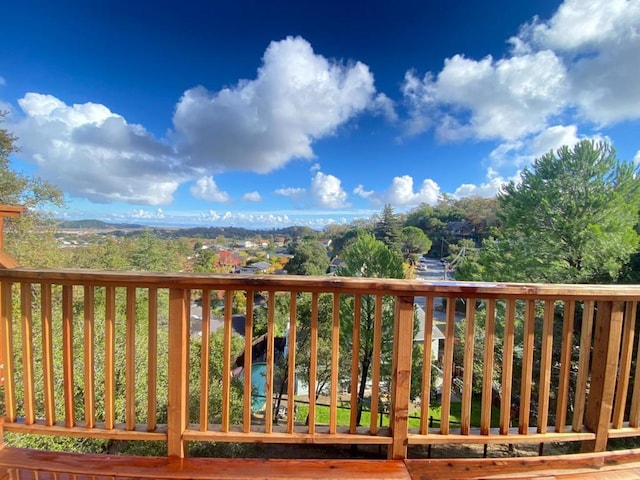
(1, 267, 640, 459)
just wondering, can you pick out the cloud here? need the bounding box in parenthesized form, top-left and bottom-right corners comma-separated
(633, 151, 640, 165)
(242, 191, 262, 202)
(402, 51, 568, 141)
(172, 36, 381, 174)
(453, 168, 512, 198)
(354, 175, 441, 207)
(0, 76, 6, 87)
(129, 208, 165, 220)
(275, 171, 349, 209)
(190, 176, 231, 203)
(401, 0, 640, 141)
(309, 171, 349, 208)
(10, 92, 182, 205)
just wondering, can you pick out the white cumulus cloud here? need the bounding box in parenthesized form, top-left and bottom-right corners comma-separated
(242, 191, 262, 202)
(354, 175, 441, 207)
(401, 0, 640, 144)
(275, 171, 349, 209)
(190, 176, 231, 203)
(10, 92, 182, 205)
(172, 36, 380, 174)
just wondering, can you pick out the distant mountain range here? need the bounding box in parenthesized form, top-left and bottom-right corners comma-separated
(57, 219, 319, 239)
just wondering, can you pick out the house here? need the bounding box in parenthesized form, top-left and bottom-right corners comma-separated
(237, 261, 271, 274)
(328, 256, 346, 275)
(413, 304, 445, 361)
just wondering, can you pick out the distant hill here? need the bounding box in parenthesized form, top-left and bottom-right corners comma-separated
(56, 220, 318, 240)
(58, 219, 144, 230)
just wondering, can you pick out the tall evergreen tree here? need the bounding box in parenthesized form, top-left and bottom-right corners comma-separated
(374, 204, 403, 257)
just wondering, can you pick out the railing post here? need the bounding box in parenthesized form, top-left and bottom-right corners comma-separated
(388, 295, 413, 460)
(582, 301, 624, 452)
(168, 288, 190, 458)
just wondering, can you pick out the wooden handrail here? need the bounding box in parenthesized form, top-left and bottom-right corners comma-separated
(1, 267, 640, 460)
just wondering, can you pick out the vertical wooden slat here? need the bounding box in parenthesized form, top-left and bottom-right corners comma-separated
(583, 301, 624, 452)
(221, 290, 233, 433)
(199, 289, 211, 432)
(41, 283, 55, 426)
(612, 301, 637, 428)
(105, 286, 116, 430)
(62, 285, 75, 428)
(573, 300, 594, 432)
(125, 287, 136, 431)
(388, 295, 413, 460)
(147, 288, 158, 432)
(329, 293, 340, 434)
(500, 299, 516, 435)
(461, 298, 475, 435)
(440, 296, 456, 435)
(555, 300, 575, 432)
(369, 295, 383, 434)
(349, 294, 361, 434)
(243, 290, 254, 433)
(167, 288, 189, 458)
(629, 304, 640, 427)
(420, 296, 434, 435)
(264, 291, 275, 433)
(308, 292, 318, 434)
(286, 292, 297, 434)
(518, 299, 535, 434)
(537, 299, 554, 434)
(1, 281, 16, 421)
(21, 282, 35, 424)
(84, 285, 95, 429)
(480, 298, 496, 435)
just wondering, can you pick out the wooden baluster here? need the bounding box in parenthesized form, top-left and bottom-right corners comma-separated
(537, 300, 554, 434)
(84, 285, 95, 429)
(41, 283, 55, 426)
(388, 295, 413, 460)
(420, 296, 434, 435)
(167, 288, 189, 458)
(222, 290, 233, 433)
(582, 301, 624, 452)
(440, 297, 455, 435)
(199, 289, 210, 432)
(308, 292, 318, 434)
(461, 298, 475, 435)
(555, 300, 575, 433)
(0, 281, 15, 421)
(573, 300, 594, 433)
(370, 295, 383, 435)
(264, 291, 275, 433)
(21, 282, 35, 425)
(62, 285, 75, 428)
(500, 299, 515, 435)
(147, 288, 158, 432)
(349, 294, 361, 434)
(286, 292, 297, 434)
(329, 293, 340, 435)
(126, 287, 136, 431)
(243, 290, 254, 433)
(105, 287, 116, 430)
(480, 299, 496, 436)
(612, 302, 637, 428)
(519, 299, 535, 434)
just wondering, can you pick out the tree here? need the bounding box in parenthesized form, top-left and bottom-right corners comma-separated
(1, 112, 67, 267)
(285, 240, 329, 275)
(374, 204, 403, 256)
(476, 140, 640, 284)
(401, 226, 432, 262)
(337, 233, 406, 424)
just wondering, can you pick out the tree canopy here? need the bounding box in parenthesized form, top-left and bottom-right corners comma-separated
(285, 239, 329, 275)
(463, 140, 640, 283)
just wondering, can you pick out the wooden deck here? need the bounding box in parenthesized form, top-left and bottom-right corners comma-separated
(1, 448, 640, 480)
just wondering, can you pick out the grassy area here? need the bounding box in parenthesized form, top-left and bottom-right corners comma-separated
(294, 398, 500, 429)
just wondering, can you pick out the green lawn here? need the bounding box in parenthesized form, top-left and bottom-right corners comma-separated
(294, 398, 500, 430)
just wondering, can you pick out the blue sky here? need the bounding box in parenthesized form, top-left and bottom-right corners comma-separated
(2, 0, 639, 229)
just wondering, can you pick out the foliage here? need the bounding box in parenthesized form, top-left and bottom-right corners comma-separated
(475, 140, 640, 283)
(1, 112, 67, 267)
(285, 239, 329, 275)
(401, 226, 432, 262)
(374, 204, 403, 256)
